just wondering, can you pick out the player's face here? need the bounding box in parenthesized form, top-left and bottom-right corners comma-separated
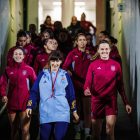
(98, 43, 111, 60)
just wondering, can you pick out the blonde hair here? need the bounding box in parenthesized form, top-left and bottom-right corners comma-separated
(90, 52, 100, 61)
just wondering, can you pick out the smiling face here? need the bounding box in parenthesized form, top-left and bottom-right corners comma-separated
(41, 33, 50, 41)
(17, 37, 27, 47)
(77, 35, 87, 49)
(59, 32, 67, 43)
(98, 43, 111, 60)
(50, 60, 62, 72)
(13, 49, 25, 63)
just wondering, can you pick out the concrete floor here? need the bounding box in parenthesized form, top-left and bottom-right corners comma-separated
(0, 95, 139, 140)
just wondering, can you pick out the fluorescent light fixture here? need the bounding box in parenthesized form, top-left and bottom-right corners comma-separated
(75, 2, 85, 6)
(53, 2, 62, 5)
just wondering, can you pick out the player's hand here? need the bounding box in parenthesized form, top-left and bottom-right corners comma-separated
(2, 96, 8, 103)
(84, 90, 91, 96)
(67, 70, 72, 76)
(126, 104, 132, 114)
(73, 112, 79, 123)
(26, 109, 32, 118)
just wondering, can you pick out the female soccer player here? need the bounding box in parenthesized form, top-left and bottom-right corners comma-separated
(84, 40, 132, 140)
(0, 47, 36, 140)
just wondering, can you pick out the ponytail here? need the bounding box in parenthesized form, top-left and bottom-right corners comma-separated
(90, 52, 100, 61)
(100, 30, 110, 37)
(106, 36, 118, 44)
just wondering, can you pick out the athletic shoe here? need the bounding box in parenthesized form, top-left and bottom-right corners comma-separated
(81, 127, 85, 133)
(75, 132, 81, 139)
(84, 134, 91, 140)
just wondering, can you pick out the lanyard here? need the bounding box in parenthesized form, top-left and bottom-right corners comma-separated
(50, 70, 58, 98)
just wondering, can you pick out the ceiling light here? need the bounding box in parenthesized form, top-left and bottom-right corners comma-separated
(53, 2, 62, 5)
(75, 2, 85, 6)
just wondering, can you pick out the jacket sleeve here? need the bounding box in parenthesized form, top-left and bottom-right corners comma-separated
(26, 71, 43, 109)
(7, 48, 13, 66)
(33, 57, 39, 76)
(26, 47, 34, 66)
(62, 52, 73, 71)
(0, 70, 8, 97)
(29, 68, 37, 88)
(116, 63, 128, 105)
(65, 73, 77, 112)
(89, 22, 97, 35)
(84, 63, 93, 91)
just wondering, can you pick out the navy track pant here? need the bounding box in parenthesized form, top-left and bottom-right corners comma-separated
(40, 122, 68, 140)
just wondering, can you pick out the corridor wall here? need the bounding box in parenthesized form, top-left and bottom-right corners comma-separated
(110, 0, 140, 137)
(0, 0, 24, 75)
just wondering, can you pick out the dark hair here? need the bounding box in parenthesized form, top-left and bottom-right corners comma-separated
(41, 31, 50, 38)
(106, 36, 118, 44)
(100, 30, 110, 37)
(98, 40, 110, 49)
(29, 24, 36, 28)
(86, 33, 92, 37)
(13, 47, 25, 55)
(54, 21, 63, 27)
(75, 29, 85, 36)
(41, 26, 53, 39)
(44, 15, 51, 25)
(17, 30, 26, 39)
(39, 39, 50, 49)
(46, 15, 51, 20)
(76, 33, 86, 41)
(58, 28, 68, 36)
(44, 50, 63, 69)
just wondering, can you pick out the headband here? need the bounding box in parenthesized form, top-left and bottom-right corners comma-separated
(42, 31, 50, 38)
(26, 32, 31, 37)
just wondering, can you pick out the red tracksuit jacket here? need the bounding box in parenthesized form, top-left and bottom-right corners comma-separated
(112, 45, 119, 54)
(84, 58, 128, 105)
(33, 52, 49, 75)
(58, 40, 73, 56)
(0, 61, 36, 110)
(109, 51, 122, 68)
(62, 47, 91, 90)
(80, 21, 97, 35)
(7, 43, 34, 66)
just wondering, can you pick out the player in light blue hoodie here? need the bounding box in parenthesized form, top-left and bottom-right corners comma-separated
(26, 50, 79, 140)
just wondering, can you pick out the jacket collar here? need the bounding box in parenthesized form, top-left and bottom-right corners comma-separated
(99, 57, 110, 63)
(13, 61, 25, 68)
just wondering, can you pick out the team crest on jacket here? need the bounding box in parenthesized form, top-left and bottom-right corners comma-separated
(87, 54, 91, 59)
(111, 65, 115, 71)
(24, 49, 28, 53)
(22, 70, 27, 75)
